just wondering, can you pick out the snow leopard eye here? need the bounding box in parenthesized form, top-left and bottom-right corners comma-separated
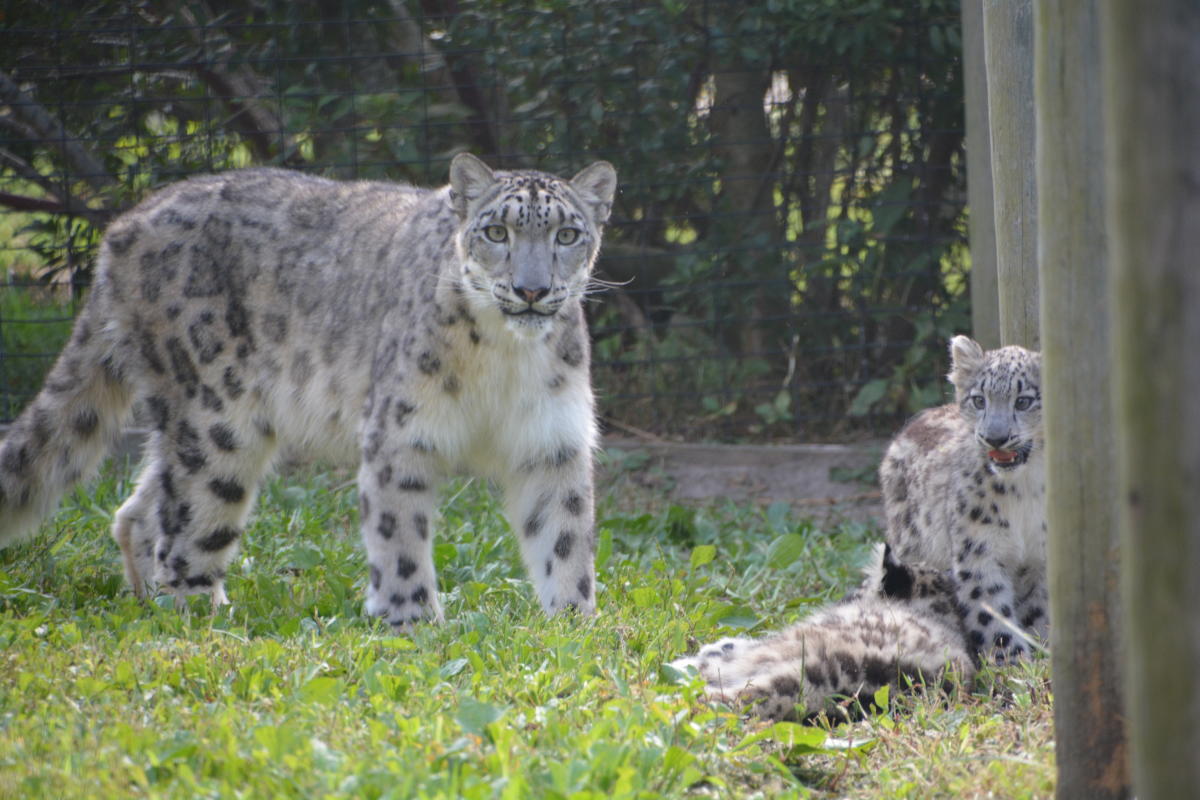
(970, 395, 985, 410)
(483, 225, 508, 243)
(1014, 396, 1034, 411)
(555, 227, 581, 246)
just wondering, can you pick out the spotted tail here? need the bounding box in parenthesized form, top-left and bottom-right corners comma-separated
(0, 306, 134, 545)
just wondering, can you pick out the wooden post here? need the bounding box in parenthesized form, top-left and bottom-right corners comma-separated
(982, 0, 1039, 348)
(962, 0, 999, 350)
(1102, 1, 1200, 797)
(1035, 2, 1129, 798)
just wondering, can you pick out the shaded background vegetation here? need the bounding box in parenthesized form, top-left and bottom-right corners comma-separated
(0, 0, 969, 439)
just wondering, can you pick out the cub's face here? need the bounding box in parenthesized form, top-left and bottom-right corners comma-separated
(449, 153, 617, 337)
(948, 336, 1043, 473)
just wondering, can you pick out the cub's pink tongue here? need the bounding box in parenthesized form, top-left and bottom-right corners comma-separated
(989, 449, 1016, 463)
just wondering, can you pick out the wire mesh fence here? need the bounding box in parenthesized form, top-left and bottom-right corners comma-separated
(0, 0, 970, 440)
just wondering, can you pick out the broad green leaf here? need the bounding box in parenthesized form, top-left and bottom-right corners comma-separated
(439, 658, 470, 679)
(689, 544, 716, 569)
(287, 543, 323, 570)
(595, 527, 613, 571)
(709, 604, 759, 629)
(765, 533, 806, 569)
(735, 721, 828, 754)
(298, 676, 343, 705)
(873, 683, 890, 712)
(455, 697, 504, 736)
(848, 378, 889, 417)
(630, 587, 658, 609)
(659, 662, 693, 683)
(765, 501, 791, 533)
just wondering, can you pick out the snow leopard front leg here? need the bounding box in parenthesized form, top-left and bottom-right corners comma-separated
(358, 401, 445, 629)
(1014, 564, 1050, 643)
(503, 445, 597, 616)
(953, 526, 1029, 663)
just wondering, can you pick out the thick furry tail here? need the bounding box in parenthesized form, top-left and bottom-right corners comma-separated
(0, 309, 133, 546)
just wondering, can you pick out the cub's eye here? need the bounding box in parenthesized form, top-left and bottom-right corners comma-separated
(1014, 396, 1034, 411)
(483, 225, 508, 243)
(555, 228, 581, 246)
(970, 395, 985, 410)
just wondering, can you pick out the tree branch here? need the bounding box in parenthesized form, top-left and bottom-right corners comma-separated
(0, 191, 105, 222)
(172, 2, 295, 164)
(0, 69, 116, 194)
(383, 0, 450, 76)
(0, 112, 41, 146)
(0, 146, 112, 226)
(414, 0, 502, 159)
(192, 64, 289, 162)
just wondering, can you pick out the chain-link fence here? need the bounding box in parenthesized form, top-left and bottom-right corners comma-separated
(0, 1, 969, 440)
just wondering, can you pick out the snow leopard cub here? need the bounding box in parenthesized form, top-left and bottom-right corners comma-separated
(670, 545, 975, 721)
(881, 336, 1047, 663)
(0, 153, 616, 628)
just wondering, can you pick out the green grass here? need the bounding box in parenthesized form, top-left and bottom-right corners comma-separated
(0, 458, 1054, 799)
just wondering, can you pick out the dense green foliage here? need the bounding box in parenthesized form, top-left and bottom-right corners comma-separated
(0, 458, 1055, 797)
(1, 1, 969, 436)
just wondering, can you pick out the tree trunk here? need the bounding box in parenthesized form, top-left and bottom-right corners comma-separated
(982, 0, 1039, 349)
(1035, 2, 1129, 797)
(962, 0, 999, 349)
(709, 67, 787, 359)
(416, 0, 501, 160)
(1102, 1, 1200, 797)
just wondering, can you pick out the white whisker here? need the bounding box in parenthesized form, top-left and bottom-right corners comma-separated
(587, 275, 632, 290)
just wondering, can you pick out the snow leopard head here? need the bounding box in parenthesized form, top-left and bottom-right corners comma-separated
(449, 153, 617, 338)
(948, 335, 1043, 473)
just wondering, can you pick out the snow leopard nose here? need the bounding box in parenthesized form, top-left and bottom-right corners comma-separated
(514, 284, 550, 304)
(984, 433, 1010, 449)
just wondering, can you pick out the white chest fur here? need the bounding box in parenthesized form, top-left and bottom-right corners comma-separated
(405, 321, 595, 483)
(993, 451, 1047, 570)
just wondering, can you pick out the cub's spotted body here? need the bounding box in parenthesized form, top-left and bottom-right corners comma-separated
(671, 545, 975, 721)
(881, 336, 1047, 662)
(0, 154, 617, 627)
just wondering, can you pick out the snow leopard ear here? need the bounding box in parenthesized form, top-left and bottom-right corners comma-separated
(570, 161, 618, 226)
(948, 335, 986, 388)
(880, 544, 915, 600)
(1026, 348, 1043, 383)
(449, 152, 498, 219)
(857, 542, 887, 596)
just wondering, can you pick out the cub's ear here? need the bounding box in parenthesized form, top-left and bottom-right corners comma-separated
(570, 161, 618, 226)
(1027, 348, 1043, 383)
(449, 153, 497, 219)
(948, 335, 986, 389)
(880, 544, 915, 600)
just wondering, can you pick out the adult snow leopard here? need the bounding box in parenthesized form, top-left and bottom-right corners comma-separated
(880, 336, 1046, 663)
(0, 153, 617, 628)
(670, 544, 975, 721)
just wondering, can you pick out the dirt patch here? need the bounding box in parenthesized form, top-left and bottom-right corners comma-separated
(599, 437, 887, 525)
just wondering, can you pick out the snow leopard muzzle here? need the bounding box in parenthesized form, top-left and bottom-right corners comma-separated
(986, 442, 1032, 470)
